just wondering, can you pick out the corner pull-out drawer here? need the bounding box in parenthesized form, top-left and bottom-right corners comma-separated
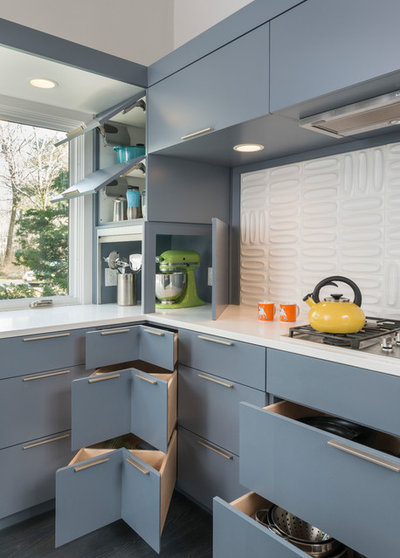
(0, 329, 85, 380)
(0, 366, 85, 449)
(177, 428, 244, 511)
(0, 431, 73, 520)
(267, 348, 400, 437)
(138, 326, 177, 371)
(179, 329, 266, 390)
(240, 400, 400, 558)
(85, 326, 139, 369)
(178, 365, 267, 454)
(56, 431, 177, 553)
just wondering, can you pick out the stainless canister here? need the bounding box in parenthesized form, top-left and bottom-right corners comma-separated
(117, 272, 136, 306)
(113, 197, 126, 221)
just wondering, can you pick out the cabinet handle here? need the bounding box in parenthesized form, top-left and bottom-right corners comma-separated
(136, 374, 158, 385)
(197, 373, 233, 389)
(74, 457, 110, 472)
(197, 439, 233, 460)
(142, 328, 165, 337)
(126, 457, 150, 475)
(88, 373, 120, 383)
(328, 440, 400, 473)
(23, 369, 71, 382)
(23, 332, 70, 342)
(100, 328, 131, 336)
(181, 127, 214, 140)
(197, 335, 233, 346)
(23, 432, 70, 450)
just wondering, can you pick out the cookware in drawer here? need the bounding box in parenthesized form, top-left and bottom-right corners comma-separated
(177, 427, 244, 511)
(178, 365, 267, 454)
(72, 362, 177, 452)
(56, 431, 177, 552)
(0, 431, 73, 520)
(0, 329, 85, 380)
(267, 348, 400, 436)
(0, 366, 85, 449)
(240, 400, 400, 558)
(178, 329, 266, 390)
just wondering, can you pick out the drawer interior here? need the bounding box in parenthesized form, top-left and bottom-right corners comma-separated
(68, 448, 114, 466)
(267, 401, 400, 457)
(94, 360, 176, 381)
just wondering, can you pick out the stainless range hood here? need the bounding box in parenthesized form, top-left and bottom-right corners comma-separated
(299, 90, 400, 138)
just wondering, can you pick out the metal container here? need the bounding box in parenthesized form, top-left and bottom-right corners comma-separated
(155, 272, 186, 304)
(113, 197, 126, 221)
(117, 272, 135, 306)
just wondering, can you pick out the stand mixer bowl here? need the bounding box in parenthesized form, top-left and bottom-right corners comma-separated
(155, 272, 186, 304)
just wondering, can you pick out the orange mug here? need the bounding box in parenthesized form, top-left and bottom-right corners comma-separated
(280, 303, 300, 323)
(258, 301, 276, 322)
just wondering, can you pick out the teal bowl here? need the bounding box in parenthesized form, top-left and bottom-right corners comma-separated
(114, 145, 145, 163)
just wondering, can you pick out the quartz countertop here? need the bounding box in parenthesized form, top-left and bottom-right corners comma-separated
(0, 303, 399, 378)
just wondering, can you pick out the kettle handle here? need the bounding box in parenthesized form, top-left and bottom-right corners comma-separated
(312, 276, 362, 307)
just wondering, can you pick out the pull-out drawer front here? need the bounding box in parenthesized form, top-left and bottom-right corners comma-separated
(177, 427, 243, 511)
(179, 329, 266, 390)
(0, 431, 73, 520)
(214, 493, 309, 558)
(85, 326, 139, 369)
(267, 348, 400, 436)
(240, 401, 400, 558)
(139, 326, 177, 371)
(178, 365, 267, 454)
(0, 366, 85, 449)
(0, 329, 85, 380)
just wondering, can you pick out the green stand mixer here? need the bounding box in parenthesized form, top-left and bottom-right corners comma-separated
(155, 250, 206, 309)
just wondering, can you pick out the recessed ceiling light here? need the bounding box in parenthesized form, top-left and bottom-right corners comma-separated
(29, 78, 58, 89)
(233, 143, 264, 153)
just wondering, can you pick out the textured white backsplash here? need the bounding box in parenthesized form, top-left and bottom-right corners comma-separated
(240, 143, 400, 318)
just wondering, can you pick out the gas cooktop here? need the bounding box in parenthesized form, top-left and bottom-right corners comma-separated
(288, 317, 400, 358)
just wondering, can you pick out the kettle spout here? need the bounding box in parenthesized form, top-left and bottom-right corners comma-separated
(302, 293, 316, 308)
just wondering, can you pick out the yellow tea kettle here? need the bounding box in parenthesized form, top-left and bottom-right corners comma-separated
(303, 276, 366, 334)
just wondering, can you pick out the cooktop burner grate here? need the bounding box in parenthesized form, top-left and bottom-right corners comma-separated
(289, 317, 400, 350)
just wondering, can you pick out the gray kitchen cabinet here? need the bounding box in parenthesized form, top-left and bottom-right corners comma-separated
(178, 329, 266, 390)
(147, 24, 269, 153)
(240, 400, 400, 558)
(270, 0, 400, 112)
(0, 329, 85, 380)
(178, 364, 267, 455)
(138, 326, 177, 371)
(267, 348, 400, 437)
(177, 427, 243, 511)
(0, 366, 85, 449)
(0, 431, 73, 520)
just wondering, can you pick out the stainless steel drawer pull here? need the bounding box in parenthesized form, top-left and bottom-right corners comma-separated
(181, 127, 214, 140)
(198, 373, 233, 389)
(23, 369, 71, 382)
(88, 373, 121, 383)
(23, 332, 71, 342)
(143, 328, 165, 337)
(126, 457, 150, 475)
(197, 335, 233, 346)
(100, 328, 131, 336)
(328, 440, 400, 472)
(197, 439, 233, 460)
(74, 457, 110, 472)
(23, 432, 70, 450)
(136, 374, 158, 385)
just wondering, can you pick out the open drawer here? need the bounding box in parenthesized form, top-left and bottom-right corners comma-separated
(56, 431, 177, 552)
(214, 492, 358, 558)
(71, 361, 177, 452)
(240, 400, 400, 558)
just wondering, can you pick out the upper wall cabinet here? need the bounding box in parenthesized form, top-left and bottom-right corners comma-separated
(270, 0, 400, 113)
(147, 24, 269, 154)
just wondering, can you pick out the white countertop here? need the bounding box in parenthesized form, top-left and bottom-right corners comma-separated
(0, 303, 399, 378)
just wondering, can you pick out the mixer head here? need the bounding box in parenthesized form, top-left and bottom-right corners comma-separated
(157, 250, 201, 273)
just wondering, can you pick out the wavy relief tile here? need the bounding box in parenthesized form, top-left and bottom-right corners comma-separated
(269, 247, 298, 258)
(356, 152, 368, 193)
(301, 261, 336, 273)
(302, 232, 337, 243)
(388, 178, 400, 190)
(387, 246, 400, 258)
(269, 233, 299, 244)
(241, 295, 264, 306)
(341, 213, 382, 227)
(269, 287, 297, 298)
(241, 261, 266, 271)
(303, 187, 338, 201)
(388, 193, 400, 208)
(389, 144, 400, 154)
(303, 217, 337, 229)
(341, 262, 382, 273)
(385, 263, 399, 307)
(241, 247, 267, 258)
(363, 294, 382, 305)
(270, 179, 299, 191)
(269, 261, 298, 271)
(341, 229, 382, 242)
(388, 213, 400, 224)
(242, 172, 267, 184)
(304, 158, 339, 171)
(270, 207, 299, 218)
(389, 161, 400, 172)
(302, 202, 337, 215)
(241, 198, 267, 210)
(343, 155, 354, 195)
(351, 277, 382, 290)
(388, 229, 400, 241)
(240, 271, 265, 283)
(302, 247, 336, 258)
(269, 274, 297, 285)
(342, 197, 383, 212)
(373, 149, 384, 192)
(341, 245, 382, 258)
(270, 192, 300, 205)
(304, 173, 339, 187)
(240, 185, 267, 197)
(270, 165, 300, 178)
(269, 221, 299, 232)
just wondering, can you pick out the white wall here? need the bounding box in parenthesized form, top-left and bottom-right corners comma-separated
(173, 0, 254, 48)
(0, 0, 174, 66)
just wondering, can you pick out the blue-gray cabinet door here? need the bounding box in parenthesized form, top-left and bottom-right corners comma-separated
(71, 370, 131, 450)
(147, 24, 269, 153)
(131, 369, 176, 453)
(85, 326, 139, 369)
(270, 0, 400, 112)
(55, 449, 121, 547)
(240, 400, 400, 558)
(212, 218, 229, 320)
(138, 326, 177, 371)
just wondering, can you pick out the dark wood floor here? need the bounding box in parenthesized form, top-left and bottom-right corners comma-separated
(1, 492, 212, 558)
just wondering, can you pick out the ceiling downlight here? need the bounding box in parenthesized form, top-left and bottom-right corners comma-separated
(29, 78, 58, 89)
(233, 143, 264, 153)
